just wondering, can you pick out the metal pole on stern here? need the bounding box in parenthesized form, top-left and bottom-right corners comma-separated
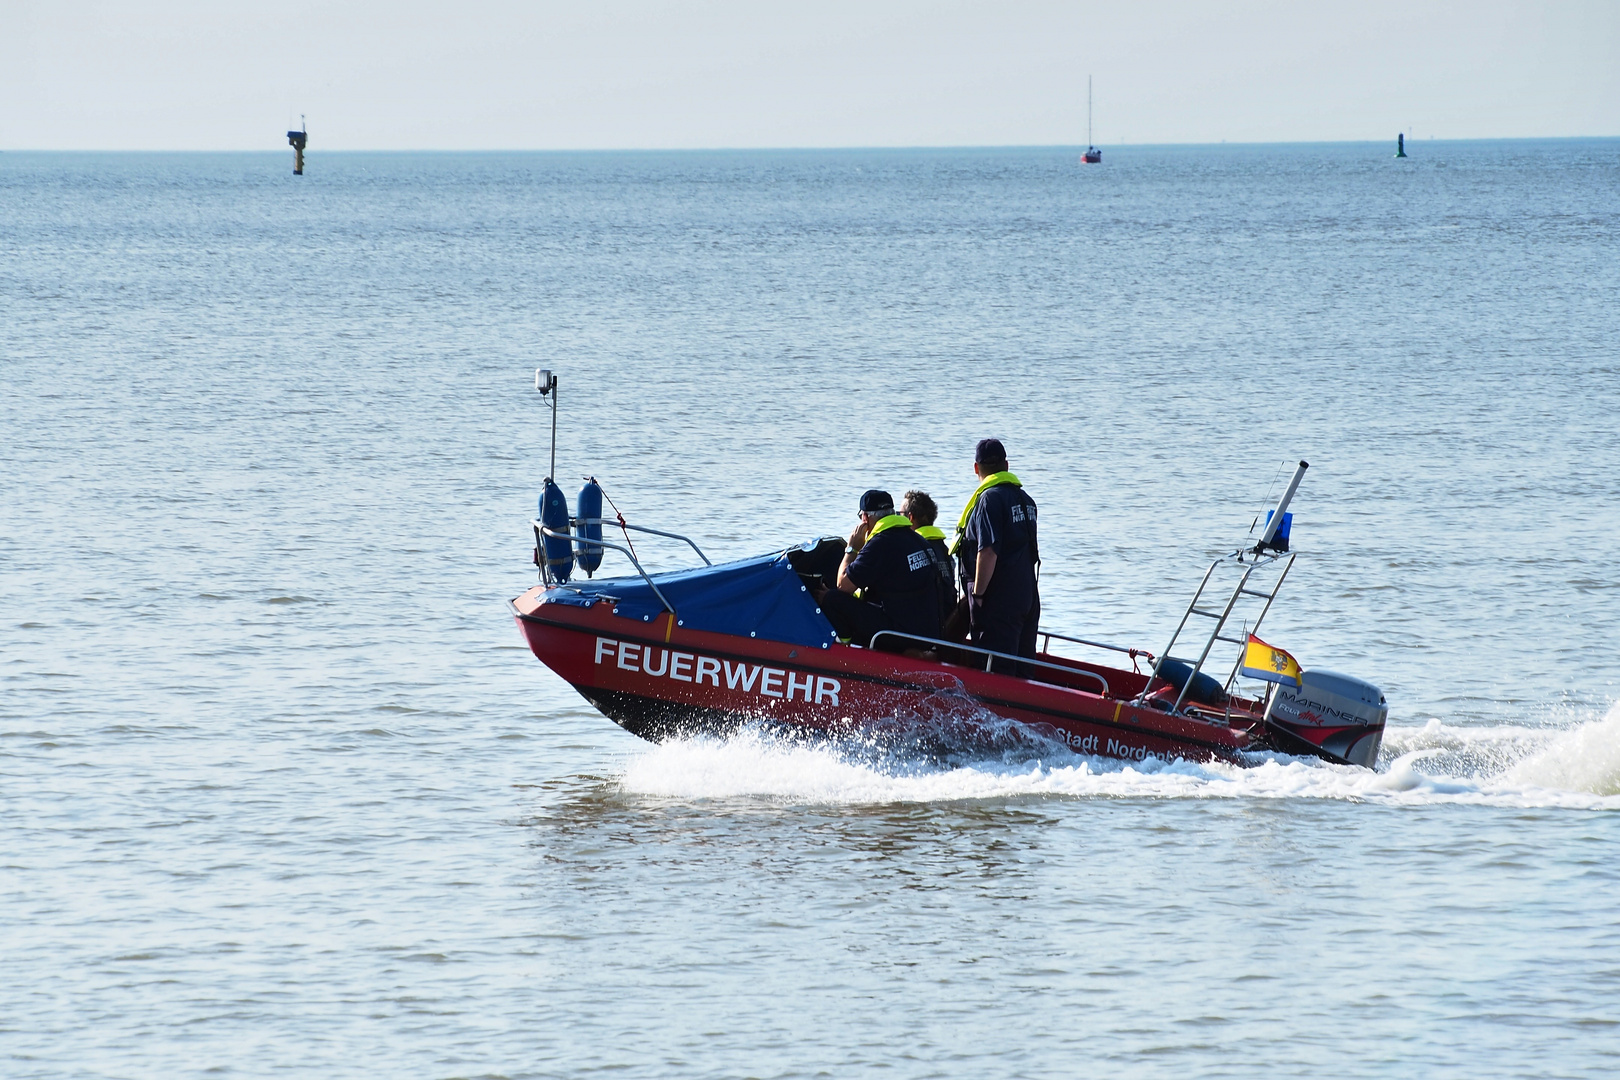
(1255, 460, 1308, 553)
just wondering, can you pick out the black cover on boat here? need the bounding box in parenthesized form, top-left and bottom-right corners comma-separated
(785, 536, 844, 592)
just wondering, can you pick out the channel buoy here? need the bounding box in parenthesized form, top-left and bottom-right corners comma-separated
(1395, 133, 1407, 159)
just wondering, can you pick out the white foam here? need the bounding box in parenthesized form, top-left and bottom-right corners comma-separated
(615, 705, 1620, 810)
(1504, 701, 1620, 796)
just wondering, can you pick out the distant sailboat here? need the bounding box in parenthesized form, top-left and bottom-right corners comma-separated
(1081, 76, 1102, 164)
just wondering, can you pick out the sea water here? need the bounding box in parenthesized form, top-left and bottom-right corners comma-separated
(3, 143, 1619, 1078)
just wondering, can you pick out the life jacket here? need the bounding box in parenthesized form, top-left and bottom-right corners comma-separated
(853, 517, 942, 637)
(852, 513, 914, 601)
(949, 471, 1020, 556)
(866, 513, 913, 539)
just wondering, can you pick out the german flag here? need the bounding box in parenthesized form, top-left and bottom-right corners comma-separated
(1241, 633, 1303, 687)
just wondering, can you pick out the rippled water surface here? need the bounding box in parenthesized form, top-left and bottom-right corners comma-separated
(4, 143, 1620, 1077)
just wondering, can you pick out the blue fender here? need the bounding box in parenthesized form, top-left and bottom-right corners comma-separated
(539, 481, 574, 583)
(576, 480, 604, 576)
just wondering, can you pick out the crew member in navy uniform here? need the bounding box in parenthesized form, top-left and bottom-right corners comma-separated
(815, 489, 943, 651)
(900, 489, 958, 627)
(954, 439, 1039, 674)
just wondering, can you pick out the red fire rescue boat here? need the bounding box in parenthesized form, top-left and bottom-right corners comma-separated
(511, 390, 1387, 769)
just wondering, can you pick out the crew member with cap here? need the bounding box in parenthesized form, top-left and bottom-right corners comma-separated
(953, 439, 1039, 673)
(900, 489, 957, 627)
(815, 489, 943, 651)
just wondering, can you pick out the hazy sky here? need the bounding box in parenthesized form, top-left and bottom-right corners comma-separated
(3, 1, 1616, 150)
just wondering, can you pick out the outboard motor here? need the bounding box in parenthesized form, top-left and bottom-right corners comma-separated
(1265, 669, 1387, 768)
(539, 480, 574, 584)
(576, 479, 604, 577)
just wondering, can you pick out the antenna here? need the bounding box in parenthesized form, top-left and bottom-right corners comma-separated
(1247, 459, 1289, 535)
(1088, 74, 1093, 147)
(535, 368, 558, 482)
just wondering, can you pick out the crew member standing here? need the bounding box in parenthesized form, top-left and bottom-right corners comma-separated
(817, 489, 943, 650)
(953, 439, 1039, 673)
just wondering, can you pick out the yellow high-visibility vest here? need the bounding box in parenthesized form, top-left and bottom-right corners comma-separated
(949, 471, 1020, 555)
(866, 513, 913, 540)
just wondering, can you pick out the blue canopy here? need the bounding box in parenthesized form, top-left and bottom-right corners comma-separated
(543, 551, 840, 650)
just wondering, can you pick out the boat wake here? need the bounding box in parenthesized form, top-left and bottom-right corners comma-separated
(615, 701, 1620, 810)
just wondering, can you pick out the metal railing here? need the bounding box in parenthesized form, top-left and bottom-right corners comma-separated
(1038, 629, 1154, 663)
(534, 522, 676, 614)
(867, 631, 1109, 695)
(577, 519, 711, 566)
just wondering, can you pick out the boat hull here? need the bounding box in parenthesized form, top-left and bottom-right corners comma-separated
(512, 587, 1263, 765)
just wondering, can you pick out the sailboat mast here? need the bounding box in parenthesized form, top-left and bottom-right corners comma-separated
(1080, 75, 1101, 163)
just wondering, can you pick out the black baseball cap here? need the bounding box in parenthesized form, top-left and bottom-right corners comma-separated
(975, 438, 1007, 465)
(859, 489, 894, 514)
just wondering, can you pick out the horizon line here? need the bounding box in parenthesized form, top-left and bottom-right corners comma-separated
(4, 135, 1618, 154)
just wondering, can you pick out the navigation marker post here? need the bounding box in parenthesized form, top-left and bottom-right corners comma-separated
(288, 116, 308, 175)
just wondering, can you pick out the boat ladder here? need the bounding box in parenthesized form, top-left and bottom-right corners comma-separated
(1139, 549, 1296, 716)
